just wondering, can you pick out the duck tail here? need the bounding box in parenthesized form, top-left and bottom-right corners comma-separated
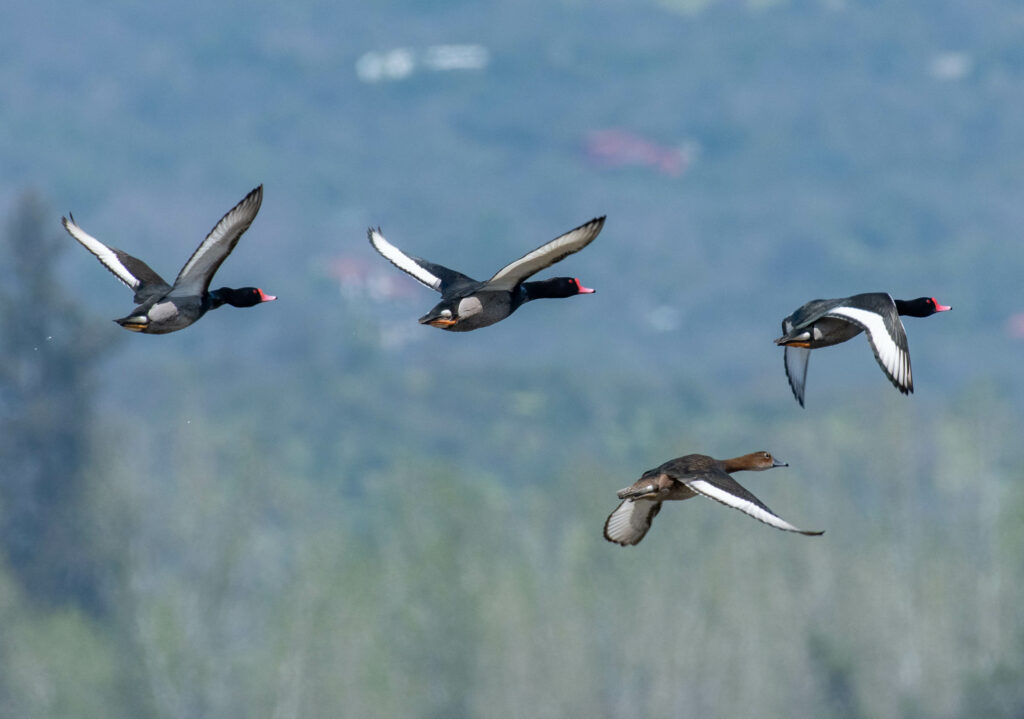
(115, 315, 148, 332)
(775, 334, 811, 348)
(616, 483, 656, 500)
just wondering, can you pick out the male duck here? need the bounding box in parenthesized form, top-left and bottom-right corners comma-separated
(368, 216, 604, 331)
(775, 293, 951, 406)
(62, 186, 275, 334)
(604, 451, 823, 546)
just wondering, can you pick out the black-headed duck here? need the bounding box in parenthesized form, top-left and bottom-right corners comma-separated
(604, 451, 823, 546)
(62, 185, 275, 334)
(367, 216, 604, 331)
(776, 293, 952, 406)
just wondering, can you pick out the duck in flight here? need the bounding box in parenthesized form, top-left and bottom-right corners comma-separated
(604, 451, 823, 546)
(368, 216, 604, 331)
(775, 293, 952, 406)
(62, 185, 276, 334)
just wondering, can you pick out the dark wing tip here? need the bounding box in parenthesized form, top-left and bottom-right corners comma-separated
(801, 529, 826, 536)
(240, 185, 264, 213)
(244, 184, 263, 202)
(573, 216, 606, 235)
(601, 513, 618, 544)
(792, 383, 805, 407)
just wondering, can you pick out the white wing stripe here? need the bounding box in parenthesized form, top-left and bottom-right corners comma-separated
(826, 305, 911, 389)
(688, 480, 806, 533)
(487, 217, 604, 288)
(368, 229, 442, 291)
(62, 217, 140, 290)
(604, 501, 633, 541)
(604, 499, 655, 545)
(174, 187, 262, 290)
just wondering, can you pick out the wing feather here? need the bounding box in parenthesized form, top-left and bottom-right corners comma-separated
(172, 185, 263, 295)
(486, 216, 604, 290)
(367, 228, 444, 292)
(603, 499, 662, 546)
(784, 346, 811, 407)
(824, 304, 913, 394)
(62, 214, 142, 291)
(689, 472, 823, 535)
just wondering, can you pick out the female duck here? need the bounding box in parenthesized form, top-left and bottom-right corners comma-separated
(62, 185, 275, 334)
(368, 216, 604, 331)
(775, 293, 951, 406)
(604, 451, 823, 546)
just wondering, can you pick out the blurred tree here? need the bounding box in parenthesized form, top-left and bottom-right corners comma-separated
(806, 632, 866, 719)
(0, 192, 113, 617)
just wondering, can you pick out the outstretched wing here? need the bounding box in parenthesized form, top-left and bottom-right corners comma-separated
(486, 216, 605, 291)
(824, 302, 912, 394)
(688, 469, 823, 536)
(62, 214, 171, 302)
(172, 185, 263, 295)
(367, 228, 478, 293)
(784, 346, 811, 407)
(603, 499, 662, 546)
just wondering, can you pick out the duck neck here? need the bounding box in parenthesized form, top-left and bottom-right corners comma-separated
(893, 299, 914, 316)
(895, 299, 935, 318)
(207, 289, 227, 310)
(521, 279, 565, 302)
(720, 455, 756, 473)
(521, 277, 591, 303)
(208, 287, 261, 309)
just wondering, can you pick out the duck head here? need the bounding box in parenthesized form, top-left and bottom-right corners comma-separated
(753, 451, 787, 470)
(724, 451, 788, 472)
(894, 297, 952, 317)
(522, 277, 595, 300)
(210, 287, 277, 309)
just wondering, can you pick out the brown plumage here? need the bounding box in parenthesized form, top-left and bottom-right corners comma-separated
(603, 452, 823, 546)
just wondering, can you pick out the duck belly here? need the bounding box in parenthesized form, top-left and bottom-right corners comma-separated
(663, 483, 698, 502)
(803, 317, 863, 348)
(116, 298, 202, 334)
(445, 292, 513, 331)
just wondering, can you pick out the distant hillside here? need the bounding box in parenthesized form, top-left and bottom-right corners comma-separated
(0, 0, 1017, 398)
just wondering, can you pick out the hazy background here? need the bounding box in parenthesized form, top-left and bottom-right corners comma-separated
(2, 1, 1023, 717)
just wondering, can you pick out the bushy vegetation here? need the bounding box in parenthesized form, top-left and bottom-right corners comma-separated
(2, 331, 1022, 718)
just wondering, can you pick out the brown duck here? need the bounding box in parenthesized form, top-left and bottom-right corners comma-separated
(603, 452, 823, 546)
